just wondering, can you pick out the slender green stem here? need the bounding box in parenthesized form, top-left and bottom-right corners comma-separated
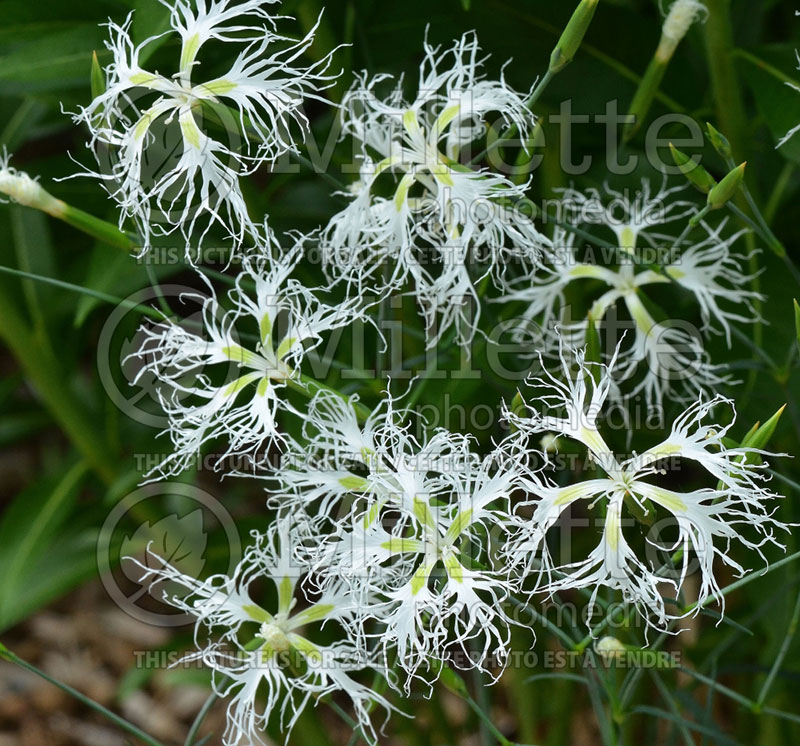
(328, 701, 359, 730)
(470, 69, 554, 166)
(184, 691, 219, 746)
(683, 549, 800, 614)
(0, 644, 165, 746)
(754, 586, 800, 709)
(703, 0, 746, 160)
(459, 685, 515, 746)
(0, 265, 164, 321)
(764, 162, 795, 225)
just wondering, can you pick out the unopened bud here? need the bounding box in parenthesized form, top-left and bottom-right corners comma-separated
(707, 162, 746, 209)
(706, 122, 732, 160)
(91, 50, 105, 100)
(0, 151, 61, 214)
(549, 0, 600, 73)
(595, 636, 627, 662)
(657, 0, 708, 61)
(669, 143, 717, 194)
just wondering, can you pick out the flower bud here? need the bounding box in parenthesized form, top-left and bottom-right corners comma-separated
(707, 162, 746, 209)
(549, 0, 600, 74)
(90, 50, 105, 100)
(657, 0, 708, 61)
(669, 142, 717, 194)
(706, 122, 732, 160)
(595, 636, 627, 662)
(0, 152, 61, 214)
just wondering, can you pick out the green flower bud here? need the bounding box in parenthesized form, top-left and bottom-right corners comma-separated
(91, 51, 105, 100)
(706, 122, 732, 160)
(707, 162, 746, 210)
(669, 142, 717, 194)
(549, 0, 600, 74)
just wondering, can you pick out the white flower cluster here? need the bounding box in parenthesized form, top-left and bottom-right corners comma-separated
(61, 1, 789, 743)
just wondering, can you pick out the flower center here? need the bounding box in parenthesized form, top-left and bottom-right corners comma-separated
(259, 621, 291, 653)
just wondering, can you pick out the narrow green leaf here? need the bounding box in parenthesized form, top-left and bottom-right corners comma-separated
(794, 299, 800, 353)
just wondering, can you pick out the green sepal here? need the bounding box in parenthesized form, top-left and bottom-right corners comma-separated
(669, 143, 717, 194)
(90, 51, 105, 100)
(707, 162, 746, 209)
(706, 122, 732, 160)
(549, 0, 600, 73)
(741, 405, 786, 455)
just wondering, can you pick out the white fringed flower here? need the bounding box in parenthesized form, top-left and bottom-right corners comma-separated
(137, 515, 395, 745)
(504, 343, 787, 629)
(73, 0, 340, 255)
(132, 239, 363, 478)
(293, 400, 528, 684)
(321, 31, 549, 347)
(497, 183, 761, 408)
(272, 390, 399, 522)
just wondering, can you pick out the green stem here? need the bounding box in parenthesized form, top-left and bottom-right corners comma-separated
(703, 0, 747, 161)
(184, 691, 218, 746)
(0, 644, 165, 746)
(0, 265, 163, 321)
(754, 586, 800, 709)
(683, 548, 800, 614)
(622, 55, 668, 143)
(460, 685, 514, 746)
(470, 69, 554, 166)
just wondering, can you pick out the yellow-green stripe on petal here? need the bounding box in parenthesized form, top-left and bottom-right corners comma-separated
(290, 603, 335, 628)
(443, 553, 464, 584)
(200, 78, 238, 96)
(180, 32, 201, 76)
(222, 372, 261, 398)
(259, 312, 272, 345)
(256, 377, 270, 397)
(412, 496, 437, 531)
(129, 71, 160, 87)
(363, 498, 384, 529)
(275, 336, 297, 361)
(222, 345, 262, 367)
(277, 575, 294, 615)
(605, 500, 622, 553)
(242, 604, 272, 623)
(637, 484, 687, 514)
(380, 538, 424, 555)
(339, 474, 369, 492)
(433, 103, 461, 134)
(410, 562, 434, 596)
(179, 109, 202, 149)
(289, 633, 322, 663)
(444, 508, 472, 544)
(394, 171, 416, 212)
